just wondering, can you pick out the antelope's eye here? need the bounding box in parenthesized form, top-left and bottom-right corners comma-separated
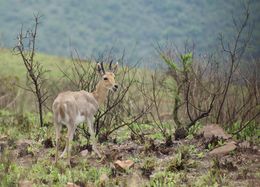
(103, 77, 108, 80)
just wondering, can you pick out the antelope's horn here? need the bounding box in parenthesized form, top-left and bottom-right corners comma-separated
(109, 60, 113, 71)
(100, 61, 105, 74)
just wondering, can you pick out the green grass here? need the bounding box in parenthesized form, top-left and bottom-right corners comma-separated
(0, 109, 110, 186)
(0, 47, 153, 86)
(0, 150, 111, 187)
(0, 48, 78, 81)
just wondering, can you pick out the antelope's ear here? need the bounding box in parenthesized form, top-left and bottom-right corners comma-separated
(97, 63, 104, 76)
(113, 62, 118, 73)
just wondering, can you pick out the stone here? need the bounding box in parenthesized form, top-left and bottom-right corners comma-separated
(209, 141, 237, 156)
(80, 149, 89, 157)
(200, 124, 231, 139)
(114, 159, 134, 171)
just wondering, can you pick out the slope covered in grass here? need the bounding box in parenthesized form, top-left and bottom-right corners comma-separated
(0, 48, 74, 80)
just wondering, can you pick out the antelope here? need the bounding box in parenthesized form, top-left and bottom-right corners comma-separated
(52, 61, 118, 163)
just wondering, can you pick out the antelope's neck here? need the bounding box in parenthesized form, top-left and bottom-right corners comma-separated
(92, 82, 109, 105)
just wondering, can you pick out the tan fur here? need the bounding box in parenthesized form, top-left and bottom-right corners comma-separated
(53, 64, 118, 163)
(59, 103, 65, 119)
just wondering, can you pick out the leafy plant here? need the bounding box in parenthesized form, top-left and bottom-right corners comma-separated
(150, 171, 187, 187)
(0, 150, 23, 187)
(166, 145, 196, 172)
(227, 121, 260, 143)
(194, 169, 228, 187)
(187, 122, 202, 139)
(140, 157, 157, 177)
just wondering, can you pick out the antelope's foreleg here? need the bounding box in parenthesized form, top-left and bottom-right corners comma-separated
(87, 118, 101, 158)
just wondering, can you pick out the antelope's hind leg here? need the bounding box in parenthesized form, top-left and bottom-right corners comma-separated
(54, 122, 62, 163)
(60, 124, 76, 164)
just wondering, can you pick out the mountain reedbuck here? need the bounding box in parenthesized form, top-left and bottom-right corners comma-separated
(52, 61, 118, 162)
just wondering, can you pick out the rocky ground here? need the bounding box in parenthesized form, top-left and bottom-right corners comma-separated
(0, 124, 259, 186)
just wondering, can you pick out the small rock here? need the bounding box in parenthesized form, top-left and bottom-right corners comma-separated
(19, 180, 33, 187)
(80, 149, 89, 157)
(114, 159, 134, 171)
(200, 124, 231, 139)
(67, 182, 80, 187)
(209, 141, 237, 156)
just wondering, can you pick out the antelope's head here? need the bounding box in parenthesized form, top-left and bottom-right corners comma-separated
(97, 61, 118, 92)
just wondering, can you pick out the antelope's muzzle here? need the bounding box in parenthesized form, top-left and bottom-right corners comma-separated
(112, 84, 118, 92)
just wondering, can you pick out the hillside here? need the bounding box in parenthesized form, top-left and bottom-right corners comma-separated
(0, 0, 260, 64)
(0, 48, 71, 80)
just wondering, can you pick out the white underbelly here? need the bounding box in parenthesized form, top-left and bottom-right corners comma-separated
(75, 113, 86, 124)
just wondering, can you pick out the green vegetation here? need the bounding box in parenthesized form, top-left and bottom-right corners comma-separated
(0, 109, 111, 186)
(194, 169, 228, 187)
(166, 145, 196, 172)
(150, 171, 187, 186)
(140, 157, 156, 177)
(0, 48, 73, 80)
(227, 121, 260, 144)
